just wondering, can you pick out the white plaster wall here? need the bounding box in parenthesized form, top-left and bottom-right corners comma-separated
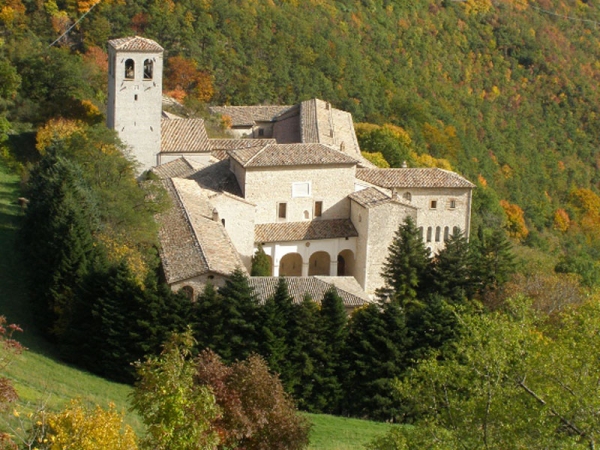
(108, 47, 163, 174)
(350, 201, 369, 290)
(210, 194, 256, 272)
(261, 237, 357, 277)
(244, 165, 355, 224)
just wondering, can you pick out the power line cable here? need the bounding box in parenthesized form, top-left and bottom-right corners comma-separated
(49, 1, 100, 47)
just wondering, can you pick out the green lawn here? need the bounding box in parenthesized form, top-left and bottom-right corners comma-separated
(0, 159, 393, 448)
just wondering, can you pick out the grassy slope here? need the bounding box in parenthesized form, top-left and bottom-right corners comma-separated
(0, 159, 394, 448)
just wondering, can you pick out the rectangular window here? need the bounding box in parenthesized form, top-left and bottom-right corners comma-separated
(450, 199, 456, 209)
(292, 182, 311, 198)
(314, 201, 323, 217)
(430, 200, 437, 209)
(258, 128, 265, 136)
(278, 202, 287, 219)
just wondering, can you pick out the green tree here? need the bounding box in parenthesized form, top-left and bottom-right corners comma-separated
(251, 245, 272, 276)
(432, 228, 475, 303)
(215, 268, 261, 362)
(473, 227, 516, 297)
(131, 331, 219, 450)
(376, 216, 432, 304)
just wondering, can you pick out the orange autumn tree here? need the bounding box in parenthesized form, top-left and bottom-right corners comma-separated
(500, 200, 529, 240)
(165, 56, 213, 103)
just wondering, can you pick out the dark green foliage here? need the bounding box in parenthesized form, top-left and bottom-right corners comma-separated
(376, 216, 432, 304)
(20, 149, 99, 338)
(214, 268, 261, 363)
(358, 127, 413, 168)
(251, 244, 271, 276)
(313, 288, 347, 414)
(432, 228, 475, 303)
(344, 302, 410, 421)
(287, 295, 326, 412)
(192, 283, 223, 353)
(259, 278, 294, 387)
(472, 227, 516, 295)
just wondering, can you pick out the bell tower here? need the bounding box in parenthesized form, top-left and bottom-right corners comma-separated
(107, 36, 163, 173)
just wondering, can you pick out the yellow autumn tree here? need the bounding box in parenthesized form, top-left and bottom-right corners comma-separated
(46, 400, 138, 450)
(36, 118, 84, 154)
(553, 209, 570, 233)
(361, 151, 390, 168)
(500, 199, 529, 240)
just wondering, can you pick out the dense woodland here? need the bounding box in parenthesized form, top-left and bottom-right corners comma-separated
(3, 0, 600, 448)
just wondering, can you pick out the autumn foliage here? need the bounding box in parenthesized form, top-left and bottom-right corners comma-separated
(165, 56, 214, 103)
(500, 199, 529, 240)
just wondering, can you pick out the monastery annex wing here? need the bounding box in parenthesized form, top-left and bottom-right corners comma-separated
(107, 36, 475, 305)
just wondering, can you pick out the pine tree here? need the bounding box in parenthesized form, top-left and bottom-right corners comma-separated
(192, 283, 223, 353)
(376, 216, 432, 304)
(216, 268, 261, 363)
(343, 302, 410, 421)
(432, 228, 475, 303)
(473, 227, 516, 295)
(313, 288, 347, 414)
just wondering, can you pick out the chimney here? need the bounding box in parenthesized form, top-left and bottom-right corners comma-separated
(402, 161, 408, 168)
(212, 208, 219, 222)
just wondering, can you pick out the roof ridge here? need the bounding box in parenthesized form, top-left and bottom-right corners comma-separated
(244, 143, 270, 167)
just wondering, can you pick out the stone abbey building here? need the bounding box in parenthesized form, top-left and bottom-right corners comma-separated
(107, 36, 475, 306)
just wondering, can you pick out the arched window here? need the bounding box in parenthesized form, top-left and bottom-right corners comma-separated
(144, 59, 153, 80)
(125, 59, 135, 79)
(453, 226, 460, 236)
(418, 227, 424, 240)
(435, 226, 441, 242)
(403, 192, 412, 202)
(180, 285, 194, 300)
(426, 227, 432, 242)
(444, 226, 450, 241)
(304, 210, 310, 220)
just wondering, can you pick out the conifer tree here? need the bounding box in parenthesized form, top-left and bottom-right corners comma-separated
(216, 268, 261, 363)
(432, 228, 475, 303)
(377, 216, 432, 304)
(313, 288, 347, 414)
(473, 227, 516, 295)
(251, 245, 272, 276)
(344, 301, 410, 421)
(192, 283, 223, 353)
(259, 277, 294, 386)
(287, 294, 325, 411)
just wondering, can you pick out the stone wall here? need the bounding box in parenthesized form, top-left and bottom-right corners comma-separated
(243, 165, 356, 224)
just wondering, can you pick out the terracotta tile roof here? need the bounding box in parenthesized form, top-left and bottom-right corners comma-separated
(356, 168, 475, 189)
(161, 118, 211, 153)
(249, 276, 371, 308)
(151, 158, 203, 179)
(255, 219, 358, 243)
(186, 159, 243, 197)
(108, 36, 163, 52)
(210, 105, 293, 127)
(157, 178, 246, 284)
(209, 138, 276, 150)
(349, 187, 394, 208)
(229, 143, 358, 168)
(300, 99, 318, 143)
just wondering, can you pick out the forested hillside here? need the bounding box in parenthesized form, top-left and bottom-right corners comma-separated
(2, 0, 600, 281)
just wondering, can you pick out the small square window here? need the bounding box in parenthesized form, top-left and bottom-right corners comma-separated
(430, 200, 437, 209)
(258, 128, 264, 137)
(278, 202, 287, 219)
(450, 199, 456, 209)
(314, 201, 323, 217)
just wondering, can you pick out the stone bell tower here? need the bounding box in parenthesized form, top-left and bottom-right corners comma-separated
(107, 36, 163, 173)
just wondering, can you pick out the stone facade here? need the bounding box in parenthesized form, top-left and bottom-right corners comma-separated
(111, 36, 475, 299)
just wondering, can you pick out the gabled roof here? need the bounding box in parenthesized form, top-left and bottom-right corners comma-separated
(356, 168, 475, 189)
(157, 178, 246, 284)
(108, 36, 163, 52)
(186, 159, 243, 198)
(151, 157, 203, 180)
(255, 219, 358, 243)
(161, 118, 211, 153)
(348, 187, 416, 210)
(249, 277, 371, 308)
(228, 143, 357, 168)
(209, 138, 276, 150)
(210, 105, 294, 127)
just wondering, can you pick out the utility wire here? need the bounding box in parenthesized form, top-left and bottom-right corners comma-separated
(49, 1, 100, 47)
(530, 4, 600, 27)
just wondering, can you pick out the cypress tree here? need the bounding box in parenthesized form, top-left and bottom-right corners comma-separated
(251, 245, 272, 276)
(376, 216, 432, 305)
